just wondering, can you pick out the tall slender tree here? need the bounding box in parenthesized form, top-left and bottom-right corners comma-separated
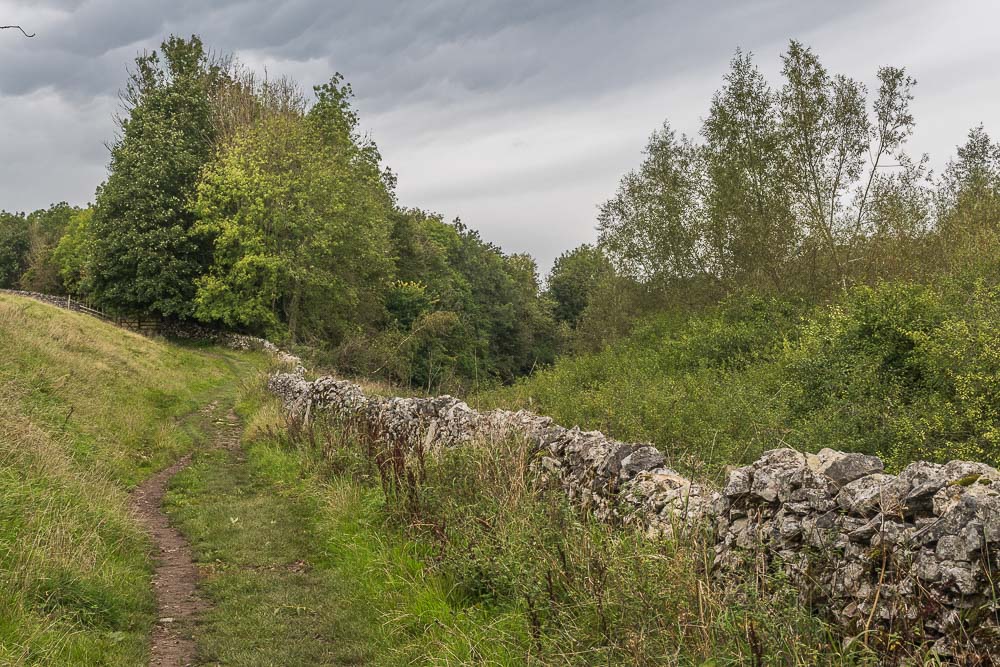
(702, 49, 797, 289)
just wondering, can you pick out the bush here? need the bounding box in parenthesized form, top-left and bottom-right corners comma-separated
(479, 280, 1000, 477)
(789, 281, 1000, 467)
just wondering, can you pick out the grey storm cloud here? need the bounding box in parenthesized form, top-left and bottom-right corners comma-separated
(0, 1, 852, 106)
(2, 0, 1000, 270)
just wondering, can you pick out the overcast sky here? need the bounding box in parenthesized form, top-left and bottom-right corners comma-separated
(1, 1, 999, 271)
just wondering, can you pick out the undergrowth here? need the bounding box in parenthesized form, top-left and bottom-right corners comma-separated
(477, 280, 1000, 481)
(242, 375, 893, 665)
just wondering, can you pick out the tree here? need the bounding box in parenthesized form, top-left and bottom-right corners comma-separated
(88, 35, 220, 318)
(778, 41, 916, 288)
(19, 203, 76, 293)
(52, 207, 95, 296)
(597, 124, 710, 285)
(547, 244, 611, 326)
(702, 50, 797, 289)
(935, 125, 1000, 273)
(193, 76, 395, 342)
(0, 211, 29, 288)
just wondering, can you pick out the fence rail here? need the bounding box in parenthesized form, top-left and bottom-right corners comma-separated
(0, 289, 170, 333)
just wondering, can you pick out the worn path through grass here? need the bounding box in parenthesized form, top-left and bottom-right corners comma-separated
(130, 402, 243, 667)
(165, 418, 386, 665)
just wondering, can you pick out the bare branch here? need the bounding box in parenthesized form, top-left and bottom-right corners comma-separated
(0, 25, 35, 38)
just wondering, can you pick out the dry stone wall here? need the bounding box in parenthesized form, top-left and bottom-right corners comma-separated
(268, 369, 1000, 659)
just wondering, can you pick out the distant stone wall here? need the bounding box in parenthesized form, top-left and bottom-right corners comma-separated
(268, 369, 1000, 659)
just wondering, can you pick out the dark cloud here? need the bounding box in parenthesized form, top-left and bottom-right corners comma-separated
(1, 1, 999, 270)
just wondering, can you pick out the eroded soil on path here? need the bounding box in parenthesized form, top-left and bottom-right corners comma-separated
(130, 402, 241, 667)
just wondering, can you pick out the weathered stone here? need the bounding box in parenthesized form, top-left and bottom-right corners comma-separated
(747, 448, 809, 503)
(619, 446, 666, 480)
(723, 466, 752, 497)
(836, 473, 908, 516)
(809, 448, 884, 486)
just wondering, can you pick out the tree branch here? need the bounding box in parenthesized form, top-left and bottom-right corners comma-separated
(0, 25, 35, 38)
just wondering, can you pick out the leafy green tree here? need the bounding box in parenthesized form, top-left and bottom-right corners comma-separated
(442, 221, 556, 381)
(52, 207, 95, 296)
(390, 208, 464, 304)
(778, 41, 869, 284)
(501, 252, 557, 374)
(88, 35, 220, 318)
(0, 211, 29, 288)
(193, 76, 395, 342)
(702, 50, 797, 289)
(778, 41, 916, 287)
(935, 125, 1000, 275)
(547, 244, 611, 326)
(937, 125, 1000, 237)
(19, 203, 76, 293)
(385, 280, 435, 330)
(597, 124, 710, 284)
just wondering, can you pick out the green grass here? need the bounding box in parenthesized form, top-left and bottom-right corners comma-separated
(187, 380, 884, 666)
(0, 293, 264, 665)
(163, 381, 529, 665)
(165, 444, 380, 665)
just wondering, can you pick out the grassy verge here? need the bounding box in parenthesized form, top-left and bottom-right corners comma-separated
(0, 294, 262, 665)
(188, 375, 884, 666)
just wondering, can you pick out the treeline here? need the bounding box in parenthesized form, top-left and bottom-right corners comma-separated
(556, 41, 1000, 350)
(4, 37, 999, 389)
(0, 36, 558, 389)
(481, 42, 1000, 477)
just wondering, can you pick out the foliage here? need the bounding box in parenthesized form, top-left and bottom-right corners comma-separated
(598, 123, 708, 285)
(193, 77, 394, 343)
(18, 202, 77, 293)
(546, 243, 611, 327)
(702, 49, 797, 289)
(598, 41, 923, 299)
(87, 35, 220, 318)
(51, 206, 95, 296)
(332, 210, 558, 391)
(0, 210, 29, 288)
(481, 280, 1000, 478)
(787, 281, 1000, 467)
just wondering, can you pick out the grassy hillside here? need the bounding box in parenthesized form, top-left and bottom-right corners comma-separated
(0, 293, 262, 664)
(476, 279, 1000, 481)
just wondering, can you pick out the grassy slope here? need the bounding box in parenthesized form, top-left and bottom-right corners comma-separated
(0, 294, 532, 665)
(0, 294, 263, 665)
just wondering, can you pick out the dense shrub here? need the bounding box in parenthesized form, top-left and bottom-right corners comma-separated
(480, 280, 1000, 477)
(788, 281, 1000, 467)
